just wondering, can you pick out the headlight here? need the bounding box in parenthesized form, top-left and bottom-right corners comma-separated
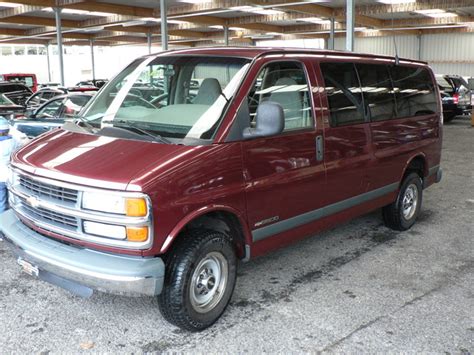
(82, 192, 148, 217)
(82, 221, 148, 242)
(83, 221, 127, 240)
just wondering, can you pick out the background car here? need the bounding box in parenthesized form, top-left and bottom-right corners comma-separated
(0, 81, 32, 106)
(0, 73, 38, 92)
(68, 85, 99, 93)
(0, 93, 25, 119)
(76, 79, 108, 88)
(38, 82, 64, 90)
(13, 92, 94, 138)
(24, 87, 67, 116)
(436, 74, 472, 122)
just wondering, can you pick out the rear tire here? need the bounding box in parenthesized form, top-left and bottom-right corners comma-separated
(158, 230, 237, 331)
(383, 172, 423, 231)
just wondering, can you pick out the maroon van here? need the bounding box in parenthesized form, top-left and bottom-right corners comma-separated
(0, 48, 442, 331)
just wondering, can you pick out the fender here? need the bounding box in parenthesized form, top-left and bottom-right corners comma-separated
(160, 204, 253, 256)
(398, 152, 428, 185)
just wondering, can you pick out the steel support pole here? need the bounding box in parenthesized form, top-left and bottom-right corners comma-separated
(54, 7, 65, 86)
(147, 32, 152, 54)
(329, 17, 335, 50)
(224, 26, 229, 46)
(417, 34, 422, 61)
(345, 0, 355, 52)
(89, 39, 96, 81)
(46, 43, 52, 82)
(160, 0, 168, 51)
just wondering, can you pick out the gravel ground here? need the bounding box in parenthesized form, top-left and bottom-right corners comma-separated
(1, 118, 473, 353)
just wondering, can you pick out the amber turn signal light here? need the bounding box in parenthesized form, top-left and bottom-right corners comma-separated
(126, 226, 149, 242)
(126, 198, 147, 217)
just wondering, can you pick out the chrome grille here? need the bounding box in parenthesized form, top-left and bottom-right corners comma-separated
(19, 175, 78, 204)
(9, 167, 153, 250)
(19, 198, 78, 230)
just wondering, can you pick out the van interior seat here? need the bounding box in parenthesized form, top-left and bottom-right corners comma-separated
(268, 77, 304, 129)
(193, 78, 222, 105)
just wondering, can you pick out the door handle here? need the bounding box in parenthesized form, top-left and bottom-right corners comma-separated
(316, 135, 324, 162)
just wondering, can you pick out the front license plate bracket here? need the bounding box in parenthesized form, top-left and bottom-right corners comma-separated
(17, 257, 39, 277)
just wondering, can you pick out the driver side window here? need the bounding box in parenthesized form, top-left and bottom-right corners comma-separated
(248, 61, 313, 132)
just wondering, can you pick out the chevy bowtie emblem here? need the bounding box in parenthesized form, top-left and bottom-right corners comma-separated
(26, 196, 40, 208)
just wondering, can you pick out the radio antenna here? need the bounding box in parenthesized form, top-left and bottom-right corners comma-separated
(391, 2, 400, 65)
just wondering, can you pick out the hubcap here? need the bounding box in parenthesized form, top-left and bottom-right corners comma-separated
(402, 183, 418, 220)
(190, 252, 228, 313)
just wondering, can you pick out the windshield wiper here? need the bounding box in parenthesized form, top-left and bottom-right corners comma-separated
(74, 115, 97, 132)
(105, 119, 171, 144)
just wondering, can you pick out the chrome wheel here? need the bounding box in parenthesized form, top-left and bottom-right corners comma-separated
(190, 252, 228, 313)
(402, 183, 418, 220)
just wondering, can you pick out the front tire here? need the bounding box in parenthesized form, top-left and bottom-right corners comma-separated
(383, 172, 423, 231)
(158, 230, 237, 331)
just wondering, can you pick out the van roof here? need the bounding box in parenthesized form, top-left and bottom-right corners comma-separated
(149, 46, 428, 66)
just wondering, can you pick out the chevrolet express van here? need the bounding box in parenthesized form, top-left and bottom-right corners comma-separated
(0, 48, 442, 331)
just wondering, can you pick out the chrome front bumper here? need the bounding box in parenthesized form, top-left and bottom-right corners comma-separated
(0, 209, 165, 297)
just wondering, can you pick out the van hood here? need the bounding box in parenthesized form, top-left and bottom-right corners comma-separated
(12, 129, 200, 191)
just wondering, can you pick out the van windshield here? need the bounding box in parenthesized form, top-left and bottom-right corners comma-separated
(80, 55, 251, 143)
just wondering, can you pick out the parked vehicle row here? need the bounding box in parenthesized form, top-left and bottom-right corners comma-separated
(13, 92, 94, 138)
(0, 82, 98, 138)
(436, 74, 472, 122)
(26, 84, 100, 110)
(0, 73, 106, 95)
(24, 88, 67, 116)
(76, 79, 108, 88)
(0, 48, 443, 331)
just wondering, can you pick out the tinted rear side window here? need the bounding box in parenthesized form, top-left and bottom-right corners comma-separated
(357, 64, 396, 122)
(390, 66, 437, 118)
(320, 62, 365, 127)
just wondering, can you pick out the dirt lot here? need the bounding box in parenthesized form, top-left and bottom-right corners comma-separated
(1, 118, 473, 353)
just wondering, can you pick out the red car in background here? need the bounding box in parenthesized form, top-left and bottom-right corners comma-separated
(0, 73, 38, 92)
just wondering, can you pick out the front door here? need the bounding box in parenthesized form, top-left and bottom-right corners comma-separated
(240, 58, 326, 249)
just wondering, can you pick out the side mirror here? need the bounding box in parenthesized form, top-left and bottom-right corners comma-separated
(243, 101, 284, 140)
(468, 78, 474, 91)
